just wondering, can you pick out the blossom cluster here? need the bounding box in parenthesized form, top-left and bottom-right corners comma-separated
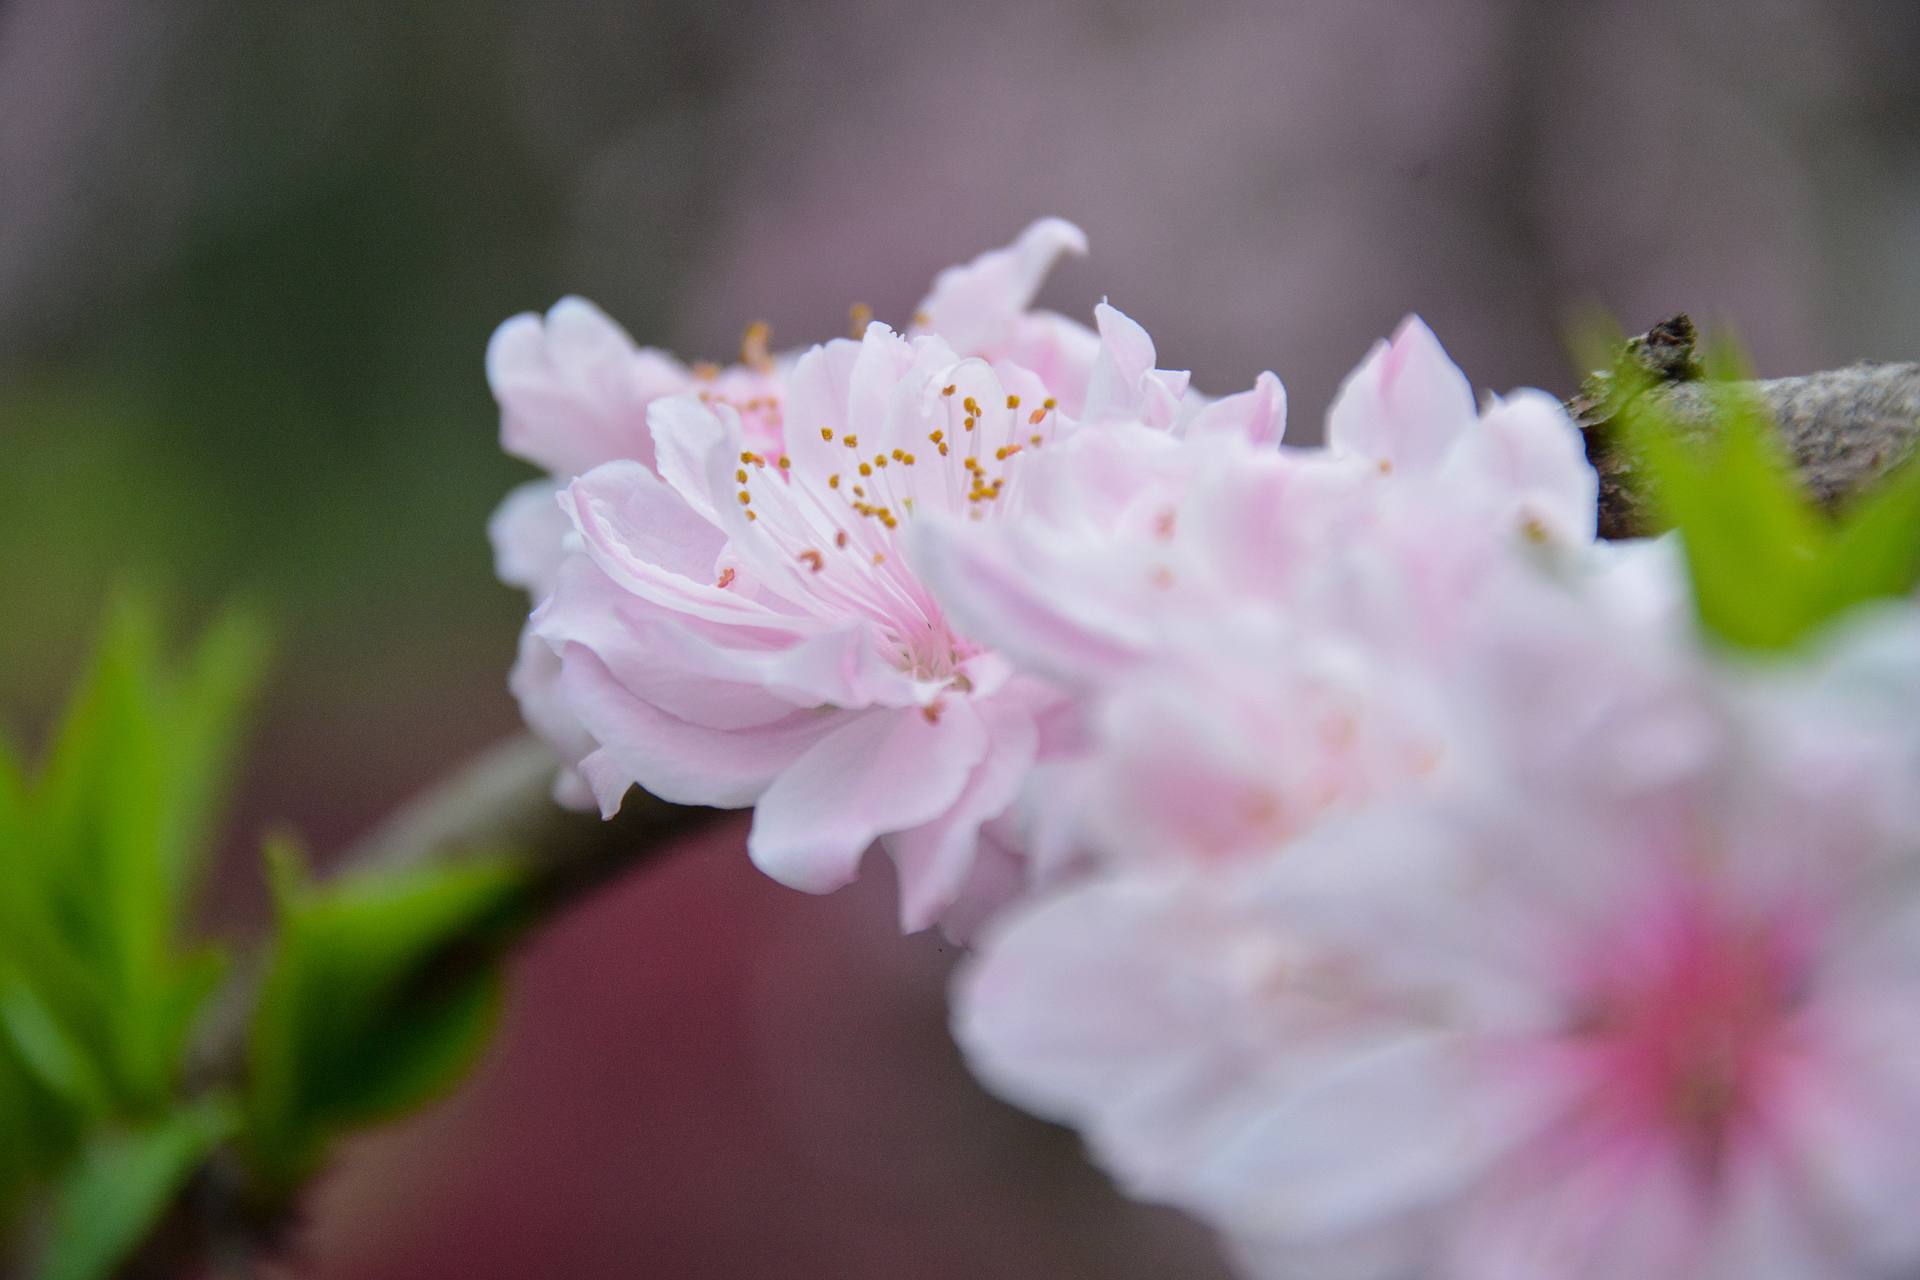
(488, 221, 1920, 1279)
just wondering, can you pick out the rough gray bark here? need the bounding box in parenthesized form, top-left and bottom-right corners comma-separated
(1571, 316, 1920, 539)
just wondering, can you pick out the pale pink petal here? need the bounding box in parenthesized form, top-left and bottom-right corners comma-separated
(931, 816, 1031, 946)
(1693, 1147, 1851, 1280)
(573, 746, 636, 817)
(1441, 387, 1598, 543)
(534, 555, 885, 725)
(488, 478, 572, 596)
(645, 393, 733, 526)
(507, 623, 600, 809)
(748, 701, 990, 895)
(882, 691, 1040, 933)
(1182, 370, 1288, 447)
(488, 297, 688, 475)
(1453, 1139, 1706, 1280)
(1184, 1032, 1553, 1247)
(956, 869, 1272, 1189)
(554, 642, 841, 811)
(778, 336, 865, 482)
(562, 458, 798, 630)
(997, 311, 1102, 416)
(1081, 302, 1191, 428)
(1325, 315, 1477, 473)
(915, 217, 1089, 357)
(910, 512, 1149, 687)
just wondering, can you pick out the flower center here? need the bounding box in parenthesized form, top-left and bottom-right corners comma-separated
(1571, 896, 1806, 1179)
(728, 378, 1064, 679)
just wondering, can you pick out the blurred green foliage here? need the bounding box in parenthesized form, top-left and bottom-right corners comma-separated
(0, 603, 527, 1278)
(245, 843, 523, 1192)
(1624, 354, 1920, 653)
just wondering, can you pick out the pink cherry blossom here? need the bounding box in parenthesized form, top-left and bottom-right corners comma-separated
(488, 219, 1093, 811)
(912, 319, 1600, 873)
(910, 216, 1097, 411)
(532, 315, 1246, 935)
(956, 602, 1920, 1280)
(917, 316, 1591, 691)
(486, 299, 786, 804)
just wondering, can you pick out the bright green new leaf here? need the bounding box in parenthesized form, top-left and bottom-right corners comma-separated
(1625, 381, 1920, 653)
(243, 842, 525, 1190)
(8, 600, 262, 1111)
(1816, 457, 1920, 620)
(0, 598, 262, 1237)
(0, 974, 112, 1118)
(34, 1098, 237, 1280)
(0, 1036, 75, 1236)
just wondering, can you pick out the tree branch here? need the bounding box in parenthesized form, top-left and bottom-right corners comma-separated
(1571, 315, 1920, 538)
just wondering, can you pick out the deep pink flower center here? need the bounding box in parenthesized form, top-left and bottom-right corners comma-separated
(1571, 896, 1807, 1177)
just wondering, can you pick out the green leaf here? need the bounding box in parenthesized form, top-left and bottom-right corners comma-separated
(9, 599, 259, 1109)
(1815, 457, 1920, 619)
(1627, 389, 1829, 651)
(0, 1035, 77, 1233)
(34, 1098, 236, 1280)
(1623, 377, 1920, 654)
(242, 843, 524, 1190)
(0, 974, 112, 1118)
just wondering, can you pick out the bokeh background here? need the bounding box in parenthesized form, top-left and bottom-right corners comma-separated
(3, 2, 1918, 1275)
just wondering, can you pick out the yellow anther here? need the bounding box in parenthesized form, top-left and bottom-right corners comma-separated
(848, 302, 873, 337)
(737, 490, 751, 505)
(858, 463, 873, 476)
(821, 427, 835, 441)
(963, 396, 982, 416)
(828, 474, 841, 489)
(740, 320, 773, 372)
(891, 448, 906, 461)
(941, 384, 957, 397)
(735, 468, 748, 483)
(843, 434, 860, 449)
(928, 429, 944, 444)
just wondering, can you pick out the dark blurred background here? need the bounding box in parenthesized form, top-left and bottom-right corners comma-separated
(2, 2, 1916, 1275)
